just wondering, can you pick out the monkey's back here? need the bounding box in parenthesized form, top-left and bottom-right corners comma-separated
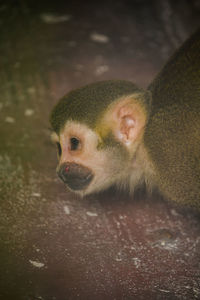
(145, 29, 200, 207)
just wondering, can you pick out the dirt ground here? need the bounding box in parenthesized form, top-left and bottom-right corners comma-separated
(0, 1, 200, 299)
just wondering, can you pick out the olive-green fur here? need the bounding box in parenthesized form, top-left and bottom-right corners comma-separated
(50, 80, 148, 134)
(97, 130, 129, 160)
(145, 29, 200, 206)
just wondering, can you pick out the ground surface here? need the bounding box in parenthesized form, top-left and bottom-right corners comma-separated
(0, 1, 200, 299)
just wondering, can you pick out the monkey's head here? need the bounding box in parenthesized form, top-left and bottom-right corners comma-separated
(50, 80, 151, 196)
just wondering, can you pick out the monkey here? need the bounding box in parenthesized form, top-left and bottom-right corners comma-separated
(50, 29, 200, 208)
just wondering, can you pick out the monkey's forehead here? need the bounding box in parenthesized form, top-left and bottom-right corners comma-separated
(50, 80, 142, 133)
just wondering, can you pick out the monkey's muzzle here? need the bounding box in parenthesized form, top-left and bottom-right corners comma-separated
(57, 162, 94, 191)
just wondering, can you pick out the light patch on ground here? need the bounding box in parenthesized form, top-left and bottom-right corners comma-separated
(95, 65, 109, 76)
(90, 33, 110, 43)
(64, 205, 70, 215)
(132, 257, 141, 268)
(40, 13, 71, 24)
(115, 251, 123, 262)
(29, 259, 45, 268)
(32, 192, 41, 197)
(86, 211, 98, 217)
(24, 109, 34, 116)
(5, 116, 15, 123)
(27, 87, 36, 94)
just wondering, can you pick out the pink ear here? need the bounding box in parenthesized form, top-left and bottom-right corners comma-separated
(119, 115, 136, 143)
(113, 97, 147, 146)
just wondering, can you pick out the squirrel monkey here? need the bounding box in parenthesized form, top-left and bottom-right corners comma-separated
(50, 29, 200, 207)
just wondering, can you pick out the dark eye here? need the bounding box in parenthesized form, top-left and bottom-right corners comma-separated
(70, 137, 80, 151)
(56, 142, 62, 156)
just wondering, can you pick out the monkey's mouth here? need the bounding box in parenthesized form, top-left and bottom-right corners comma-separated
(57, 162, 94, 191)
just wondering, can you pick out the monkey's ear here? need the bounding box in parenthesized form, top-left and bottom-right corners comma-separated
(110, 92, 150, 147)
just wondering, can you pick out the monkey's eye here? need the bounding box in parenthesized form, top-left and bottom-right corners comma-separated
(56, 142, 62, 156)
(69, 137, 80, 151)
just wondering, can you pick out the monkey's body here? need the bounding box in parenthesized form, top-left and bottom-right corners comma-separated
(145, 29, 200, 206)
(50, 29, 200, 208)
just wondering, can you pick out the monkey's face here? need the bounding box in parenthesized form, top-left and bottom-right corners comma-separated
(50, 81, 150, 196)
(51, 121, 129, 196)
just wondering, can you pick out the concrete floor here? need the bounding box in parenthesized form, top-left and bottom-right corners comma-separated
(0, 1, 200, 299)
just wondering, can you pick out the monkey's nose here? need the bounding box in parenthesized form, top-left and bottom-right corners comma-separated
(57, 162, 94, 191)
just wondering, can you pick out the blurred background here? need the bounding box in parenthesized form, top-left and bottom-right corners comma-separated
(0, 1, 200, 299)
